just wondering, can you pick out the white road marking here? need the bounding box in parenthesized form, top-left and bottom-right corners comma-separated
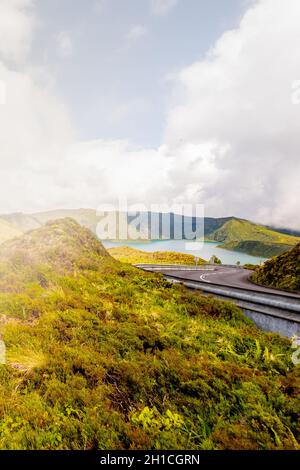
(199, 268, 238, 283)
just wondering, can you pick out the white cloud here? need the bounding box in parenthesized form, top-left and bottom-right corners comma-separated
(151, 0, 178, 16)
(0, 1, 74, 212)
(0, 0, 35, 63)
(56, 31, 73, 57)
(126, 24, 147, 43)
(0, 60, 75, 211)
(0, 0, 299, 232)
(164, 0, 300, 229)
(28, 138, 224, 214)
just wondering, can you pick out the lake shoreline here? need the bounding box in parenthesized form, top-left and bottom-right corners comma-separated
(103, 239, 268, 266)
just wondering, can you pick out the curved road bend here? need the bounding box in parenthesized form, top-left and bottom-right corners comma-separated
(150, 265, 300, 300)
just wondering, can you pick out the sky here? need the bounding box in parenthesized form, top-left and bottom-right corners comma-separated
(0, 0, 299, 229)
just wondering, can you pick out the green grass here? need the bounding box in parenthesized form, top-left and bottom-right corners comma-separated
(252, 243, 300, 292)
(108, 246, 206, 265)
(0, 219, 298, 450)
(207, 219, 300, 257)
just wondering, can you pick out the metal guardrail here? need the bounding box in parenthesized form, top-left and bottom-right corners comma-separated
(135, 263, 235, 270)
(135, 266, 214, 272)
(135, 264, 300, 336)
(135, 263, 242, 268)
(163, 275, 300, 317)
(135, 264, 300, 300)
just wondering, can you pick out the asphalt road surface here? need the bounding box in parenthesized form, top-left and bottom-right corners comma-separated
(157, 265, 300, 299)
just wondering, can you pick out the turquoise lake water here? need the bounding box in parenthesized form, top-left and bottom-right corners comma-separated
(103, 239, 268, 266)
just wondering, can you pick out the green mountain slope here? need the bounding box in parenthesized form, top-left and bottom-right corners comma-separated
(252, 243, 300, 292)
(0, 217, 109, 272)
(207, 219, 300, 257)
(204, 216, 235, 236)
(0, 218, 298, 449)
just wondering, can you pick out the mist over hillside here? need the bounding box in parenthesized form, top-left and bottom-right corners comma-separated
(0, 210, 299, 258)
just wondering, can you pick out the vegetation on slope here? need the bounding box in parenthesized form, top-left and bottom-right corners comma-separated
(223, 240, 294, 258)
(207, 219, 299, 257)
(252, 243, 300, 293)
(0, 218, 298, 450)
(108, 246, 206, 265)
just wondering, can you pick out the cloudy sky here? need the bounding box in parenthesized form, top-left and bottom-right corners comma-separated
(0, 0, 299, 229)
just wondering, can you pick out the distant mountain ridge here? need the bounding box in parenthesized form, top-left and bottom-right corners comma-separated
(0, 209, 299, 258)
(0, 209, 99, 233)
(0, 218, 23, 244)
(205, 218, 300, 257)
(266, 225, 300, 238)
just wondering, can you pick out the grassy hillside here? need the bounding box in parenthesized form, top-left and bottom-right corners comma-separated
(204, 216, 235, 236)
(0, 218, 298, 450)
(252, 243, 300, 293)
(108, 246, 206, 265)
(223, 240, 294, 258)
(207, 219, 299, 257)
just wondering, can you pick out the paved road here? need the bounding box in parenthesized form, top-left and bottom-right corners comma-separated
(155, 265, 300, 299)
(137, 264, 300, 336)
